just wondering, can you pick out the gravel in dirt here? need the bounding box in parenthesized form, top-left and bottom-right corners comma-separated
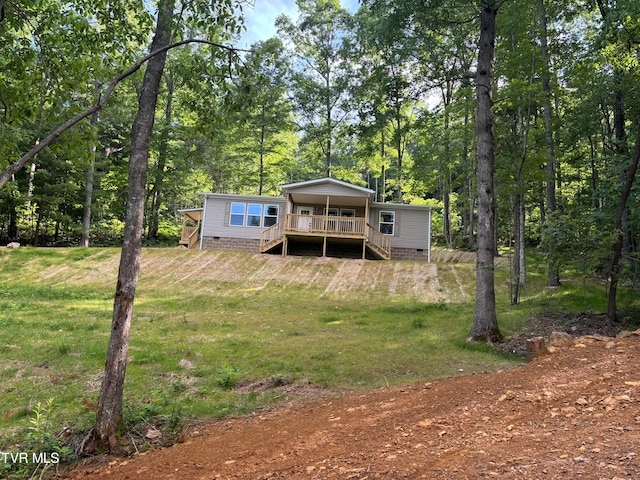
(65, 331, 640, 480)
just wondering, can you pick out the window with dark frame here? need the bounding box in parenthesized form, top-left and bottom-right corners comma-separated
(324, 208, 339, 216)
(379, 211, 395, 235)
(264, 204, 279, 227)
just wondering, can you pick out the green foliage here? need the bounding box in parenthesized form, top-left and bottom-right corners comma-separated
(276, 0, 356, 177)
(215, 365, 239, 389)
(2, 0, 639, 284)
(119, 391, 187, 447)
(0, 398, 74, 479)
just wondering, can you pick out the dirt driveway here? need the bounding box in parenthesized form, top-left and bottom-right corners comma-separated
(66, 332, 640, 480)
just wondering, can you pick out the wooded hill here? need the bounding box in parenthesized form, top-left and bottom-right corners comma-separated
(1, 0, 638, 289)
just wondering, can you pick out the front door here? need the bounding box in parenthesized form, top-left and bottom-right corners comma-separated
(296, 206, 314, 231)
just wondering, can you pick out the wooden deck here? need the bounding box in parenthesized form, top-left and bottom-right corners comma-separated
(260, 214, 391, 259)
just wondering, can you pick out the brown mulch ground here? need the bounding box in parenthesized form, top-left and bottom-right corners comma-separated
(64, 326, 640, 480)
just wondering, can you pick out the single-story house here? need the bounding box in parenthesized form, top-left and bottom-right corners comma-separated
(179, 177, 436, 261)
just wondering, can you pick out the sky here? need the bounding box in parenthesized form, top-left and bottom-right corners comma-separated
(237, 0, 360, 48)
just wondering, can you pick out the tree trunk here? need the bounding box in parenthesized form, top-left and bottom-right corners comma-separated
(8, 187, 18, 240)
(468, 0, 503, 344)
(33, 205, 44, 247)
(148, 74, 174, 241)
(463, 93, 476, 250)
(395, 109, 404, 202)
(442, 86, 452, 247)
(381, 130, 386, 202)
(325, 71, 332, 178)
(607, 125, 640, 321)
(259, 104, 266, 196)
(512, 191, 525, 305)
(540, 0, 560, 286)
(93, 0, 174, 452)
(81, 96, 100, 248)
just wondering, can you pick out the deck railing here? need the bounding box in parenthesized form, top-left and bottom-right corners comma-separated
(259, 214, 391, 259)
(366, 224, 392, 259)
(286, 214, 366, 237)
(260, 218, 285, 251)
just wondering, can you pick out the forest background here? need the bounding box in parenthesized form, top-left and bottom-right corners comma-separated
(1, 0, 639, 293)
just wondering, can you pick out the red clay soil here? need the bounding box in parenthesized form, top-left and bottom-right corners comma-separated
(66, 334, 640, 480)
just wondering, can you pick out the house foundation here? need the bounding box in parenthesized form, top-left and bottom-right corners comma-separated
(201, 236, 260, 253)
(200, 236, 430, 261)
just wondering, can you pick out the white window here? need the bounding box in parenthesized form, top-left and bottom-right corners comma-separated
(230, 202, 245, 226)
(264, 204, 279, 227)
(379, 211, 395, 235)
(324, 208, 339, 216)
(340, 209, 355, 217)
(247, 203, 262, 227)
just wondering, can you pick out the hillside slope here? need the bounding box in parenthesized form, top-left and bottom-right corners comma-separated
(2, 248, 480, 303)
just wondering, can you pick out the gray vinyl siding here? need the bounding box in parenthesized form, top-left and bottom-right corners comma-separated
(370, 205, 430, 249)
(202, 195, 286, 240)
(287, 183, 371, 198)
(199, 188, 433, 252)
(293, 204, 367, 216)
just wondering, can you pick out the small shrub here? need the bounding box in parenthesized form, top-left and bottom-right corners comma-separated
(216, 365, 238, 389)
(0, 398, 75, 479)
(58, 344, 72, 356)
(164, 406, 186, 441)
(170, 379, 187, 394)
(412, 318, 426, 329)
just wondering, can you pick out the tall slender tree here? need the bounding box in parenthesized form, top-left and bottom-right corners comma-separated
(228, 38, 297, 195)
(276, 0, 354, 177)
(539, 0, 560, 286)
(468, 0, 503, 344)
(93, 0, 175, 450)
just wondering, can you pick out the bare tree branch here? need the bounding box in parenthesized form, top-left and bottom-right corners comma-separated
(0, 38, 248, 189)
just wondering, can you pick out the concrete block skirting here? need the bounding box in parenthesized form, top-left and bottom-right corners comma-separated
(201, 236, 429, 261)
(390, 247, 429, 261)
(201, 236, 260, 253)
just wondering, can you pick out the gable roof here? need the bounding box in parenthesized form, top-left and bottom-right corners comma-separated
(282, 177, 374, 197)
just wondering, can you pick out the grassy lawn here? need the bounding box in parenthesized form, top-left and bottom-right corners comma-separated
(0, 247, 637, 452)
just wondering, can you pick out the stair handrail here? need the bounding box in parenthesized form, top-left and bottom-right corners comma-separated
(260, 219, 285, 251)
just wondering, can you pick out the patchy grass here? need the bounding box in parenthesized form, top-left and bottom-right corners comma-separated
(0, 247, 638, 459)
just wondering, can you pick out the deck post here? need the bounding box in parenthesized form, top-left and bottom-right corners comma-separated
(323, 196, 331, 257)
(364, 197, 370, 260)
(364, 197, 370, 226)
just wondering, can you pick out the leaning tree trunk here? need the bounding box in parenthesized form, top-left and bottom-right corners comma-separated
(468, 0, 503, 344)
(607, 125, 640, 322)
(93, 0, 174, 452)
